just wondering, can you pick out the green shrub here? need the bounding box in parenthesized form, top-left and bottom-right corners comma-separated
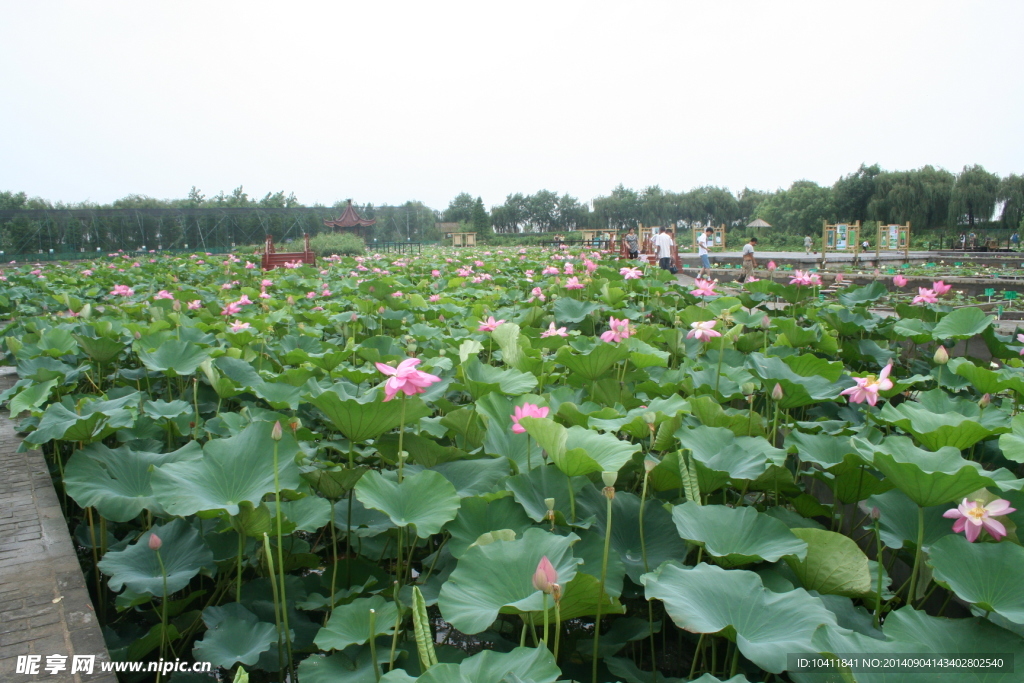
(281, 232, 365, 256)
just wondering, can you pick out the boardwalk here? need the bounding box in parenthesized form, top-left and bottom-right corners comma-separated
(0, 371, 115, 682)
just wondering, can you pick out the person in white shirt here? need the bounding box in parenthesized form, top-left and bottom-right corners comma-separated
(697, 227, 713, 278)
(741, 237, 758, 281)
(655, 227, 675, 272)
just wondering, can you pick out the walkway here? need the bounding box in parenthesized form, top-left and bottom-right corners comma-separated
(0, 370, 115, 682)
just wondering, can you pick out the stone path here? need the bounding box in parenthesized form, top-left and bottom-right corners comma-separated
(0, 371, 116, 682)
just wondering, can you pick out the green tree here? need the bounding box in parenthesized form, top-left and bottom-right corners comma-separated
(868, 166, 954, 230)
(948, 164, 999, 227)
(753, 180, 836, 235)
(471, 197, 489, 231)
(833, 163, 880, 222)
(443, 193, 476, 223)
(737, 188, 771, 222)
(592, 185, 641, 230)
(997, 174, 1024, 229)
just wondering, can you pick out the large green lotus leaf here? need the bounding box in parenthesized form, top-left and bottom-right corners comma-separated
(809, 606, 1024, 683)
(626, 336, 670, 369)
(855, 435, 1018, 507)
(878, 400, 1009, 451)
(354, 469, 460, 538)
(301, 649, 389, 683)
(672, 502, 807, 567)
(151, 421, 301, 517)
(504, 464, 591, 525)
(267, 495, 332, 533)
(333, 496, 396, 538)
(676, 425, 786, 492)
(837, 281, 889, 307)
(405, 458, 509, 498)
(685, 394, 765, 438)
(642, 562, 838, 674)
(314, 595, 400, 650)
(143, 399, 191, 420)
(462, 358, 537, 398)
(7, 378, 57, 416)
(302, 465, 368, 500)
(381, 646, 560, 683)
(74, 334, 125, 363)
(577, 489, 690, 583)
(491, 322, 530, 372)
(445, 496, 534, 559)
(438, 527, 581, 634)
(25, 393, 140, 445)
(771, 318, 822, 347)
(891, 317, 936, 343)
(744, 353, 848, 409)
(305, 384, 432, 443)
(949, 357, 1024, 396)
(254, 381, 304, 410)
(555, 341, 630, 382)
(64, 441, 202, 522)
(784, 528, 871, 598)
(928, 534, 1024, 624)
(136, 339, 211, 376)
(999, 413, 1024, 464)
(814, 455, 894, 504)
(932, 306, 994, 340)
(376, 432, 469, 467)
(865, 488, 954, 550)
(520, 417, 640, 477)
(192, 603, 277, 669)
(588, 394, 690, 439)
(553, 297, 601, 323)
(785, 431, 861, 470)
(97, 518, 215, 595)
(476, 393, 545, 471)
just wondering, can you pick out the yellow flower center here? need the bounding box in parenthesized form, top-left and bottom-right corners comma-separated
(965, 505, 987, 521)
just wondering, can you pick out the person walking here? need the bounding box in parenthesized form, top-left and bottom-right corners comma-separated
(740, 237, 758, 282)
(655, 227, 676, 272)
(804, 234, 813, 254)
(697, 227, 713, 278)
(624, 228, 639, 259)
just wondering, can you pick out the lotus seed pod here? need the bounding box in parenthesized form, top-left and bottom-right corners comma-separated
(544, 497, 556, 511)
(741, 382, 757, 396)
(601, 471, 618, 488)
(643, 458, 658, 473)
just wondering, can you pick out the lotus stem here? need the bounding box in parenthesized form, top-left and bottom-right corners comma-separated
(329, 499, 339, 619)
(235, 520, 244, 599)
(154, 548, 168, 671)
(553, 598, 562, 662)
(368, 609, 381, 682)
(908, 505, 925, 607)
(271, 438, 294, 679)
(638, 470, 657, 679)
(592, 486, 614, 683)
(263, 533, 285, 681)
(397, 393, 407, 483)
(541, 593, 549, 647)
(388, 582, 401, 670)
(714, 334, 726, 395)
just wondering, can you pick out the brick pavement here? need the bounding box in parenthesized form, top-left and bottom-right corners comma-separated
(0, 371, 116, 682)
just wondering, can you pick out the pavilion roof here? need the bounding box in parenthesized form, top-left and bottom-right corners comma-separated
(324, 200, 376, 229)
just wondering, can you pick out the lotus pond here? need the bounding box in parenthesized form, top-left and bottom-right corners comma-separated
(2, 248, 1024, 683)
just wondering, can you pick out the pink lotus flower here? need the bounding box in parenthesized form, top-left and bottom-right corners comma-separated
(691, 279, 717, 297)
(306, 291, 316, 299)
(478, 316, 506, 332)
(893, 274, 908, 287)
(767, 261, 777, 272)
(154, 290, 174, 300)
(840, 363, 894, 406)
(429, 294, 441, 303)
(236, 295, 254, 306)
(187, 300, 202, 310)
(229, 321, 251, 333)
(620, 266, 642, 280)
(932, 280, 952, 296)
(261, 279, 274, 287)
(541, 322, 568, 338)
(532, 555, 558, 594)
(564, 263, 574, 275)
(542, 266, 560, 276)
(220, 302, 242, 316)
(943, 498, 1016, 542)
(512, 403, 550, 434)
(392, 291, 404, 298)
(835, 274, 844, 284)
(912, 288, 938, 305)
(600, 317, 633, 343)
(1018, 333, 1024, 356)
(110, 284, 134, 296)
(431, 269, 441, 277)
(529, 287, 546, 302)
(245, 261, 256, 269)
(584, 259, 598, 274)
(686, 320, 721, 342)
(259, 291, 271, 299)
(565, 276, 584, 290)
(375, 358, 441, 401)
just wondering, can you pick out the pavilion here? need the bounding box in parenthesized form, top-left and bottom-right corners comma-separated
(324, 200, 376, 235)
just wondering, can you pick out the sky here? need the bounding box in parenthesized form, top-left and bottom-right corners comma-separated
(2, 1, 1021, 212)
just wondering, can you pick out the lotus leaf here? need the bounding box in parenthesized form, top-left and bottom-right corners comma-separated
(672, 502, 807, 567)
(97, 518, 215, 595)
(784, 528, 871, 597)
(354, 469, 460, 538)
(928, 534, 1024, 625)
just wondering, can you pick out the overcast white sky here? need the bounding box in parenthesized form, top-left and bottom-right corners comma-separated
(2, 1, 1021, 211)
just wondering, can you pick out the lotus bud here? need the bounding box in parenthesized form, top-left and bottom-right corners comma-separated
(286, 296, 295, 305)
(148, 533, 162, 551)
(870, 506, 881, 521)
(532, 556, 558, 594)
(172, 299, 181, 312)
(979, 393, 991, 409)
(933, 345, 949, 364)
(601, 471, 618, 488)
(134, 331, 141, 340)
(643, 412, 657, 425)
(771, 383, 784, 401)
(544, 497, 556, 511)
(350, 312, 359, 322)
(761, 315, 771, 329)
(271, 421, 283, 441)
(741, 382, 757, 396)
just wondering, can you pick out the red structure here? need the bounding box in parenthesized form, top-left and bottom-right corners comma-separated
(261, 234, 316, 270)
(324, 200, 376, 232)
